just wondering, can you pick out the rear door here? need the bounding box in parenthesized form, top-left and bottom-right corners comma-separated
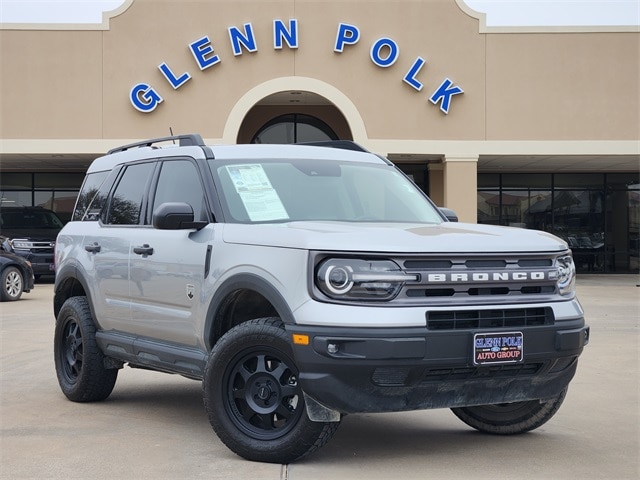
(83, 161, 156, 331)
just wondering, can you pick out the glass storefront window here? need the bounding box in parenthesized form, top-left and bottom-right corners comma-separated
(477, 190, 500, 224)
(0, 173, 32, 190)
(1, 173, 83, 224)
(0, 191, 32, 207)
(525, 191, 554, 231)
(477, 174, 499, 189)
(35, 191, 80, 223)
(502, 174, 552, 188)
(34, 173, 85, 189)
(501, 191, 529, 227)
(553, 190, 605, 272)
(605, 175, 639, 273)
(478, 173, 637, 273)
(555, 173, 604, 188)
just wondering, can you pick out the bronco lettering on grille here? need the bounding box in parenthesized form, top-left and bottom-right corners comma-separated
(426, 272, 550, 283)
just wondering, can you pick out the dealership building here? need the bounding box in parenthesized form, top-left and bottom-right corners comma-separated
(1, 0, 638, 273)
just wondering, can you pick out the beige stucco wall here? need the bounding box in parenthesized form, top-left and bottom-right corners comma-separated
(1, 1, 638, 222)
(1, 0, 638, 143)
(485, 32, 639, 141)
(0, 30, 104, 139)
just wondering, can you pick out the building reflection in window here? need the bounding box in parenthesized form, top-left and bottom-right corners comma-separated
(478, 173, 639, 274)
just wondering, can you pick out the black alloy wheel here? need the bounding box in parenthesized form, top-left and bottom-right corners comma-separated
(225, 347, 304, 440)
(204, 317, 340, 463)
(54, 296, 118, 402)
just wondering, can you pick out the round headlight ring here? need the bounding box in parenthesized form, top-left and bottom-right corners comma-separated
(324, 265, 354, 295)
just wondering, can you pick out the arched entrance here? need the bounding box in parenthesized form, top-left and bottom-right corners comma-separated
(251, 113, 339, 144)
(237, 90, 352, 144)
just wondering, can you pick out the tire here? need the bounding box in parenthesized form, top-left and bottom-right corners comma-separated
(1, 266, 23, 301)
(54, 296, 118, 402)
(451, 388, 568, 435)
(203, 317, 340, 463)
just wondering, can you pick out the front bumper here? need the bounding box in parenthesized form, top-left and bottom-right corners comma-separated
(12, 251, 55, 276)
(286, 317, 589, 414)
(23, 268, 35, 292)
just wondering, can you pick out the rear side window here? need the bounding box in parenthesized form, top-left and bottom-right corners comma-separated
(73, 171, 110, 221)
(106, 163, 155, 225)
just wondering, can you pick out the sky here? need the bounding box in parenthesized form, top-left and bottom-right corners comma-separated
(0, 0, 638, 26)
(465, 0, 639, 27)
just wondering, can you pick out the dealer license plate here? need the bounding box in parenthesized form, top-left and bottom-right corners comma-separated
(473, 332, 524, 365)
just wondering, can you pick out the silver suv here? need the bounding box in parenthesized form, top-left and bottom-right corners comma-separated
(54, 134, 589, 463)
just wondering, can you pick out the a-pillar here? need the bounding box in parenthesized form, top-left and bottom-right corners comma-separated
(443, 155, 478, 223)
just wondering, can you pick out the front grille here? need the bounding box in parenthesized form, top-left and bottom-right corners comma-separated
(420, 363, 543, 382)
(370, 363, 544, 386)
(394, 253, 562, 304)
(371, 367, 412, 386)
(426, 307, 554, 330)
(30, 243, 55, 254)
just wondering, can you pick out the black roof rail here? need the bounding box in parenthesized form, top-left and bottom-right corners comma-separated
(295, 140, 370, 153)
(107, 134, 205, 155)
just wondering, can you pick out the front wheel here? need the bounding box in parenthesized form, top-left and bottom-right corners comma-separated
(451, 388, 568, 435)
(54, 296, 118, 402)
(203, 317, 340, 463)
(1, 266, 23, 301)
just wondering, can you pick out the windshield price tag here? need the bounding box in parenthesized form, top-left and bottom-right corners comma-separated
(473, 332, 523, 365)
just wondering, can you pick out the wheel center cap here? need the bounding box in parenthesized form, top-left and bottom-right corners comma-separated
(257, 385, 271, 400)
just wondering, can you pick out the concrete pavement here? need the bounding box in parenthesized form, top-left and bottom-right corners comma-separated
(1, 275, 638, 479)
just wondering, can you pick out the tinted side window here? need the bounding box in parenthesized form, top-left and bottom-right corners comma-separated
(106, 163, 155, 225)
(73, 170, 118, 221)
(152, 160, 207, 221)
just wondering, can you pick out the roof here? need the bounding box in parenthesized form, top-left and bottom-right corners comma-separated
(88, 140, 385, 174)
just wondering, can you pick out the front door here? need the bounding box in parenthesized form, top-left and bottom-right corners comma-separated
(127, 158, 213, 346)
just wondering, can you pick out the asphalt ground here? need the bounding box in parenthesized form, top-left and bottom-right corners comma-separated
(1, 275, 638, 480)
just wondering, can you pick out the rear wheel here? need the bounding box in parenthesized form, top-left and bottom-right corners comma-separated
(1, 266, 23, 301)
(203, 317, 340, 463)
(451, 388, 567, 435)
(54, 296, 118, 402)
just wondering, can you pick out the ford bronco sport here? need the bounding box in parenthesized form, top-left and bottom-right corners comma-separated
(54, 134, 589, 463)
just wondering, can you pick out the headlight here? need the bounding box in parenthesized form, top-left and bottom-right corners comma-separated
(554, 254, 576, 296)
(316, 258, 418, 301)
(9, 239, 32, 250)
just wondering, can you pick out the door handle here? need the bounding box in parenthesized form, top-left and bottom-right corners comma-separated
(84, 242, 101, 253)
(133, 244, 154, 256)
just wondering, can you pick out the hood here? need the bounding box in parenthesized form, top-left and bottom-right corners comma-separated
(0, 228, 60, 242)
(221, 221, 569, 254)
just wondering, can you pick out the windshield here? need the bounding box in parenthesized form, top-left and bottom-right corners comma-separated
(209, 158, 443, 224)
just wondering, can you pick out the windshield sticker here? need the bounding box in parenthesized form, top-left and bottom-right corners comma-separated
(225, 164, 289, 221)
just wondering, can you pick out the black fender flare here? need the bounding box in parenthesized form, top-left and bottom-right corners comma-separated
(53, 262, 97, 323)
(204, 273, 296, 350)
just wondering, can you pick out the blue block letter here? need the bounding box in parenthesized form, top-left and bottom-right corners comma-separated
(229, 23, 258, 56)
(370, 37, 399, 68)
(274, 19, 298, 49)
(334, 23, 360, 52)
(403, 56, 426, 91)
(189, 36, 221, 71)
(158, 62, 191, 90)
(429, 78, 464, 114)
(130, 83, 163, 113)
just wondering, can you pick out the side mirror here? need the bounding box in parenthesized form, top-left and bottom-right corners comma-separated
(152, 202, 207, 230)
(439, 207, 458, 222)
